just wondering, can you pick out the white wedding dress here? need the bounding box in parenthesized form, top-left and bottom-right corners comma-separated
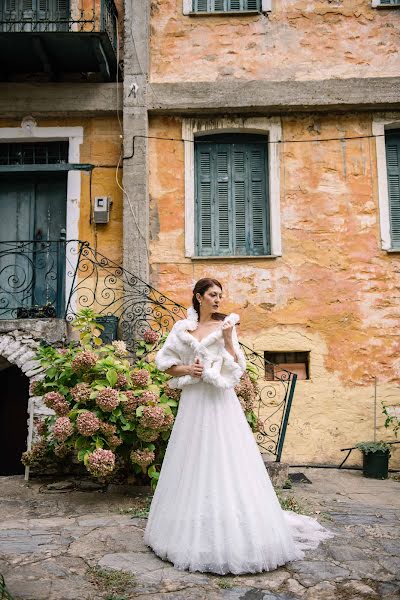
(143, 311, 333, 575)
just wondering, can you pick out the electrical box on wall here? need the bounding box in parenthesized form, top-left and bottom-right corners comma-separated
(93, 196, 111, 224)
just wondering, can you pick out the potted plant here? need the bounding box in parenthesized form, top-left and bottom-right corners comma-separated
(355, 440, 391, 479)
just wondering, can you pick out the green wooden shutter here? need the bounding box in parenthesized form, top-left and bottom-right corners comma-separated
(215, 147, 231, 253)
(232, 148, 246, 252)
(386, 133, 400, 248)
(196, 136, 269, 257)
(249, 146, 269, 254)
(196, 147, 213, 254)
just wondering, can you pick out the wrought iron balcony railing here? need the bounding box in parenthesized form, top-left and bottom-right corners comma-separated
(0, 239, 297, 461)
(0, 0, 118, 81)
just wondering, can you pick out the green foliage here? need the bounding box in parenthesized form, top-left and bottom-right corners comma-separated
(24, 309, 177, 489)
(71, 307, 104, 347)
(381, 400, 400, 438)
(355, 440, 391, 456)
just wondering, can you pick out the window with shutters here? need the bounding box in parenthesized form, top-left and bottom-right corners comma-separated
(195, 134, 270, 257)
(385, 130, 400, 248)
(183, 0, 271, 14)
(192, 0, 261, 11)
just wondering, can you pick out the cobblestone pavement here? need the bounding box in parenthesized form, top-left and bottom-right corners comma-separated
(0, 468, 399, 600)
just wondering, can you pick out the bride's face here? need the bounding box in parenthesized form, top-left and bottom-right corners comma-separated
(199, 285, 223, 314)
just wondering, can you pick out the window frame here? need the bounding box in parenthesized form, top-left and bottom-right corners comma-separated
(183, 116, 282, 259)
(373, 116, 400, 252)
(183, 0, 272, 15)
(194, 134, 270, 257)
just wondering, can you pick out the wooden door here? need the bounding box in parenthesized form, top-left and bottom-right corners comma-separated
(0, 172, 67, 317)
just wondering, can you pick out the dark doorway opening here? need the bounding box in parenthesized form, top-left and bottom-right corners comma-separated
(0, 363, 29, 475)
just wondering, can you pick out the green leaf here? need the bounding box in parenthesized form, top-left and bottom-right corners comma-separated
(106, 369, 118, 387)
(136, 406, 144, 417)
(75, 436, 89, 450)
(46, 367, 57, 379)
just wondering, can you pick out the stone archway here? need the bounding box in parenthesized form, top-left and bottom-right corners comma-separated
(0, 332, 44, 476)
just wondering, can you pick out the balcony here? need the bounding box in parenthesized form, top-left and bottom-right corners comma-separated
(0, 0, 119, 82)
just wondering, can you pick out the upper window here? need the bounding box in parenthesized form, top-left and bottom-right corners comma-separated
(371, 1, 400, 8)
(386, 130, 400, 248)
(192, 0, 261, 12)
(195, 133, 270, 257)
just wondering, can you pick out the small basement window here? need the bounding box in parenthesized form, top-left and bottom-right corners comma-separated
(264, 351, 310, 381)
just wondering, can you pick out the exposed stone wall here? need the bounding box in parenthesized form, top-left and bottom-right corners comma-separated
(150, 0, 400, 83)
(148, 111, 400, 468)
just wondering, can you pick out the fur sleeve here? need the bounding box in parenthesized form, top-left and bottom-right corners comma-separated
(217, 324, 247, 388)
(155, 324, 183, 372)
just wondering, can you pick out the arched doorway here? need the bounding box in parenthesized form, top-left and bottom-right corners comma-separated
(0, 361, 29, 475)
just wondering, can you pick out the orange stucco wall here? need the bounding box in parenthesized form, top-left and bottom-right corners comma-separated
(148, 112, 400, 468)
(150, 0, 400, 83)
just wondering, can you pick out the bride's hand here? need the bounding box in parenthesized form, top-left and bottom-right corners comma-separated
(187, 357, 203, 378)
(222, 319, 234, 345)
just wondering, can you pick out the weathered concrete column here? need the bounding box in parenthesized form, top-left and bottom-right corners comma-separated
(122, 0, 149, 281)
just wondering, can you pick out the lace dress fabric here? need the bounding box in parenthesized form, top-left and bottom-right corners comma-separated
(143, 381, 334, 575)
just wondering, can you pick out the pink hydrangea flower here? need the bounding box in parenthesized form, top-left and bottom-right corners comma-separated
(71, 382, 92, 403)
(131, 369, 150, 387)
(71, 350, 97, 372)
(139, 390, 158, 406)
(108, 435, 123, 451)
(159, 411, 174, 431)
(163, 384, 181, 401)
(143, 329, 159, 345)
(86, 449, 115, 477)
(130, 448, 155, 468)
(115, 373, 128, 389)
(44, 391, 70, 416)
(136, 425, 159, 442)
(139, 405, 165, 429)
(121, 391, 139, 419)
(76, 412, 101, 436)
(35, 420, 47, 435)
(53, 417, 73, 442)
(95, 387, 120, 412)
(99, 422, 117, 437)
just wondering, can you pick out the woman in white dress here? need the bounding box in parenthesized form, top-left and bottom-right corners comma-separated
(143, 278, 333, 575)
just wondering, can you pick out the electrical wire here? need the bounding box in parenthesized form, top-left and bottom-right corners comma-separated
(132, 132, 388, 146)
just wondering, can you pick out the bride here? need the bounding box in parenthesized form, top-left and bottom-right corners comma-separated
(143, 277, 333, 575)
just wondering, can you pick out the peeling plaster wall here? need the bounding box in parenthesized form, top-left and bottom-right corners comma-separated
(150, 0, 400, 83)
(148, 112, 400, 468)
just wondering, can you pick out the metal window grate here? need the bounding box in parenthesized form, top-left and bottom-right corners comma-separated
(0, 142, 69, 166)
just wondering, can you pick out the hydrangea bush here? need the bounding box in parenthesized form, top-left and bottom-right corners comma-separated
(23, 308, 262, 488)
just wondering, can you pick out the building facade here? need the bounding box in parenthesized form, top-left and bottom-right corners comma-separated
(0, 0, 399, 473)
(126, 0, 400, 468)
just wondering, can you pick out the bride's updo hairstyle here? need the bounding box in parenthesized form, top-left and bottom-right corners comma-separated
(192, 278, 227, 321)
